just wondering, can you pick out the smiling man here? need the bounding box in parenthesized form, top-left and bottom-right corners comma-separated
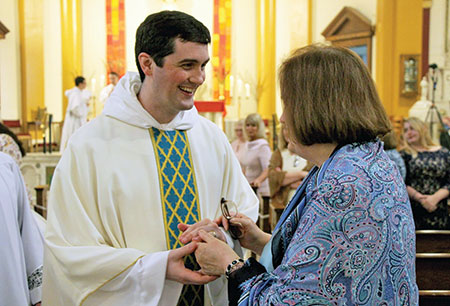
(42, 11, 258, 306)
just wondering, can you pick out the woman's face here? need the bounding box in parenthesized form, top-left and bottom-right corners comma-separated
(403, 122, 420, 145)
(235, 125, 244, 139)
(280, 111, 303, 156)
(245, 122, 258, 140)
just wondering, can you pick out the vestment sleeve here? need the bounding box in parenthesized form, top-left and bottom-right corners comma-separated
(220, 136, 259, 222)
(83, 252, 182, 306)
(43, 144, 153, 305)
(13, 159, 44, 305)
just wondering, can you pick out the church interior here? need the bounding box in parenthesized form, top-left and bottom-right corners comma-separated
(1, 0, 450, 305)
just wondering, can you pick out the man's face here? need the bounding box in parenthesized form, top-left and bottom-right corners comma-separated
(79, 81, 87, 90)
(109, 74, 119, 86)
(149, 38, 209, 117)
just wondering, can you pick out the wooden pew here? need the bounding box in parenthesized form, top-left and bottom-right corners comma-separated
(34, 185, 48, 219)
(416, 230, 450, 305)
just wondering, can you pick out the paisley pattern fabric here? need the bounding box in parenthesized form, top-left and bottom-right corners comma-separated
(234, 141, 418, 305)
(400, 148, 450, 229)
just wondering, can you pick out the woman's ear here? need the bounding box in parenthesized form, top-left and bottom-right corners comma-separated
(138, 52, 153, 77)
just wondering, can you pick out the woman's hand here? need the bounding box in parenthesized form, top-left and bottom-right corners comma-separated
(251, 178, 262, 188)
(178, 219, 226, 244)
(195, 230, 240, 276)
(290, 180, 302, 189)
(227, 214, 271, 255)
(166, 242, 219, 284)
(419, 195, 440, 213)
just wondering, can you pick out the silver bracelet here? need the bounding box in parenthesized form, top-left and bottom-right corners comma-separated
(225, 258, 244, 278)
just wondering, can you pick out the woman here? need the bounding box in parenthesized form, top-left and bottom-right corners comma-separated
(400, 117, 450, 229)
(230, 119, 247, 170)
(269, 127, 311, 210)
(241, 113, 272, 232)
(194, 45, 418, 305)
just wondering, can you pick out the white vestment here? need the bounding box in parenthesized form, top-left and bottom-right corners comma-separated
(99, 83, 115, 105)
(59, 87, 91, 152)
(0, 152, 44, 305)
(43, 72, 259, 306)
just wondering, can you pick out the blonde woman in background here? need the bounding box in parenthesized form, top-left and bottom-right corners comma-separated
(230, 119, 247, 170)
(241, 113, 272, 232)
(400, 117, 450, 229)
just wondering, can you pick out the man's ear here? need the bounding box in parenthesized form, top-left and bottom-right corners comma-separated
(138, 52, 153, 77)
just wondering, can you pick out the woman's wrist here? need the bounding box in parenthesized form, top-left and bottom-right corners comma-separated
(225, 258, 245, 278)
(222, 254, 241, 275)
(252, 232, 272, 255)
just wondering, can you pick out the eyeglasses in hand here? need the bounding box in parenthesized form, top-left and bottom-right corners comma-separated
(220, 198, 243, 239)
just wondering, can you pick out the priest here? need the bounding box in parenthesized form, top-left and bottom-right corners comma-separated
(43, 11, 258, 306)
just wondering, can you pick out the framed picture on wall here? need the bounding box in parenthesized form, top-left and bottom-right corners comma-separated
(321, 7, 374, 72)
(400, 54, 420, 97)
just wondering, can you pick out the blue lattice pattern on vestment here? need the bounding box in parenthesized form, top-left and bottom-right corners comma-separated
(151, 127, 201, 249)
(150, 127, 203, 306)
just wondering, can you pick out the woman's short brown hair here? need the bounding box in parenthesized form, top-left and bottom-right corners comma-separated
(279, 44, 391, 145)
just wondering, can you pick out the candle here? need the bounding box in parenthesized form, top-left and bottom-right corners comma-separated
(245, 83, 250, 98)
(91, 78, 97, 93)
(100, 74, 105, 87)
(229, 75, 234, 97)
(237, 79, 243, 97)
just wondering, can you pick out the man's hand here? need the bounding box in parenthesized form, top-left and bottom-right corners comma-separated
(178, 219, 226, 244)
(166, 243, 218, 285)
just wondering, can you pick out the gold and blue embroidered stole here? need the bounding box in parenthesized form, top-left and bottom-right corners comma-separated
(149, 127, 204, 306)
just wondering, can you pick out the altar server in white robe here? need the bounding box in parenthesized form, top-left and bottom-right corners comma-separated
(59, 76, 91, 152)
(99, 71, 120, 105)
(0, 152, 44, 306)
(43, 11, 258, 306)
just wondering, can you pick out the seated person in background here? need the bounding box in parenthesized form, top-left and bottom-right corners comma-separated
(193, 44, 418, 305)
(0, 122, 26, 164)
(400, 117, 450, 229)
(0, 152, 44, 306)
(269, 126, 312, 209)
(381, 130, 406, 180)
(230, 119, 247, 170)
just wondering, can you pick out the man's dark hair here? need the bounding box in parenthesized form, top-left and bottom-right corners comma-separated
(135, 10, 211, 82)
(109, 71, 119, 77)
(75, 76, 85, 86)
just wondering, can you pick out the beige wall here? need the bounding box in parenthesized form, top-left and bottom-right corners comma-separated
(82, 0, 106, 118)
(312, 0, 377, 78)
(0, 0, 21, 120)
(275, 0, 309, 118)
(227, 0, 258, 119)
(44, 0, 63, 121)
